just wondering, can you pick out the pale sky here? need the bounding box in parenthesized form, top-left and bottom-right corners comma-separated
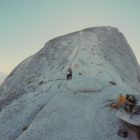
(0, 0, 140, 74)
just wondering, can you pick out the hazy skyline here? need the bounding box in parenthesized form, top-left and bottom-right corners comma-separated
(0, 0, 140, 74)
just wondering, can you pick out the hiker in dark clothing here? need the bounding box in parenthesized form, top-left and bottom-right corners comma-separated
(124, 94, 137, 113)
(67, 67, 72, 80)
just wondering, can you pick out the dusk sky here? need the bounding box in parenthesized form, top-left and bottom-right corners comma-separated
(0, 0, 140, 74)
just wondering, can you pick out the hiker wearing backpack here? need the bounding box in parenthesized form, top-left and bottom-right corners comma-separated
(106, 94, 137, 112)
(124, 94, 137, 113)
(67, 66, 72, 80)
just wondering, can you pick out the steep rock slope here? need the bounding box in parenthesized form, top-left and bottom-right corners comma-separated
(0, 26, 140, 140)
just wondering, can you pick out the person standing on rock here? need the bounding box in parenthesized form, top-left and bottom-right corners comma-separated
(67, 66, 72, 80)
